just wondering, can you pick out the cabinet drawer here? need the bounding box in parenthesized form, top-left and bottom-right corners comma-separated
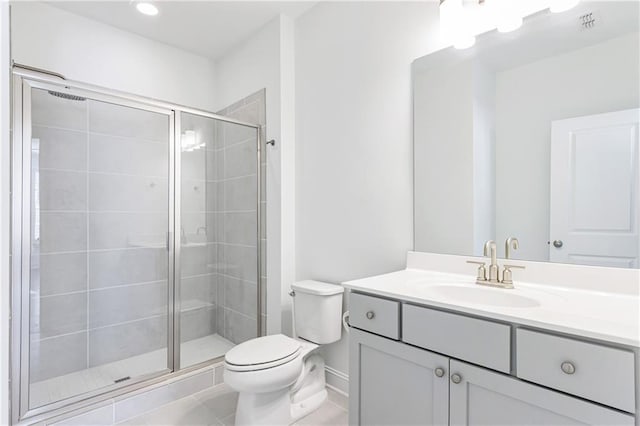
(403, 304, 511, 373)
(349, 292, 400, 339)
(516, 329, 635, 413)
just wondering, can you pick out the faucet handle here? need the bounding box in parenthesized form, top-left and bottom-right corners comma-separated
(466, 261, 487, 282)
(501, 264, 525, 287)
(503, 264, 525, 268)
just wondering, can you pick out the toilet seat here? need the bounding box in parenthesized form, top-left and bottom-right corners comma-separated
(225, 334, 301, 372)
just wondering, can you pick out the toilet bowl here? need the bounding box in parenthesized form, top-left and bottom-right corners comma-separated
(224, 335, 326, 425)
(224, 280, 344, 426)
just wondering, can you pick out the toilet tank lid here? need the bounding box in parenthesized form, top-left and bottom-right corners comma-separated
(292, 280, 344, 296)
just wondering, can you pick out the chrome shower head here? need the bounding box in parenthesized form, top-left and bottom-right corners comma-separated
(48, 90, 86, 102)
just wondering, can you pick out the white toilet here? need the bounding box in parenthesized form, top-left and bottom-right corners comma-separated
(224, 280, 344, 425)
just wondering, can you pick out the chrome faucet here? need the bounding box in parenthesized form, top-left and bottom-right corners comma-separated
(466, 239, 525, 289)
(484, 240, 499, 284)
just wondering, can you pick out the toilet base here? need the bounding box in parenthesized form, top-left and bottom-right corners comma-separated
(234, 386, 327, 426)
(234, 354, 328, 426)
(290, 387, 328, 423)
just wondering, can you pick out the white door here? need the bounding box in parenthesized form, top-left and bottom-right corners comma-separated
(550, 108, 640, 268)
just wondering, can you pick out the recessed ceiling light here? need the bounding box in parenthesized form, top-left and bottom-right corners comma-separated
(136, 2, 158, 16)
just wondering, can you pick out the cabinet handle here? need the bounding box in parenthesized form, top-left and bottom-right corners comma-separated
(434, 367, 445, 378)
(365, 311, 375, 320)
(451, 373, 462, 384)
(561, 361, 576, 375)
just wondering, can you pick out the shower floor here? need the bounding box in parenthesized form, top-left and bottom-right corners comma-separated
(29, 334, 235, 408)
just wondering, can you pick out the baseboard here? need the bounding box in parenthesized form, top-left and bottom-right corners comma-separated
(325, 366, 349, 396)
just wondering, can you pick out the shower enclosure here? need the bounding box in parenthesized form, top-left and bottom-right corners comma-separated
(10, 68, 264, 423)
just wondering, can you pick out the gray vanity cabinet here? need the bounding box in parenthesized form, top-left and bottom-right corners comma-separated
(449, 360, 634, 426)
(348, 292, 637, 426)
(349, 328, 449, 426)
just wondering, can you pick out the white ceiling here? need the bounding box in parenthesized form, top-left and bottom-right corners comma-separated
(49, 1, 317, 60)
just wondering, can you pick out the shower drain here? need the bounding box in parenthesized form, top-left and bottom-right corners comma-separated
(114, 376, 131, 384)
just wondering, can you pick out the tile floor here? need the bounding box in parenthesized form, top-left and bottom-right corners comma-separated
(31, 334, 235, 408)
(116, 385, 348, 426)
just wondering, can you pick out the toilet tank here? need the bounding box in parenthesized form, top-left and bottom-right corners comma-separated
(292, 280, 344, 344)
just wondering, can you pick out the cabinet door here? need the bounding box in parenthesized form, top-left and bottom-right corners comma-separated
(449, 360, 635, 426)
(349, 328, 449, 426)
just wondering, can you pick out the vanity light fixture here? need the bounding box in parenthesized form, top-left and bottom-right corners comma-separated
(439, 0, 580, 48)
(440, 0, 477, 49)
(493, 0, 523, 33)
(136, 1, 159, 16)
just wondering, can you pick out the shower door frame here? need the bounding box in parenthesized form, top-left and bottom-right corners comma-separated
(10, 67, 264, 425)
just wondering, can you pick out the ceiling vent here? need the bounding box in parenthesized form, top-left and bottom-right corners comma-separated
(578, 11, 597, 30)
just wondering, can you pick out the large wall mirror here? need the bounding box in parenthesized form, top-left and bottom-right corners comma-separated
(413, 1, 639, 268)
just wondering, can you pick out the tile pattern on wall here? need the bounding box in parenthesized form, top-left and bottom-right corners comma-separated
(29, 89, 171, 401)
(178, 89, 265, 364)
(214, 90, 266, 344)
(27, 86, 266, 409)
(180, 112, 219, 354)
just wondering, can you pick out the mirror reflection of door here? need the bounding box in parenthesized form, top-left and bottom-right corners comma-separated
(550, 109, 640, 267)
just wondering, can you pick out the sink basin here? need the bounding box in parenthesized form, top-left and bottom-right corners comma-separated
(419, 285, 540, 308)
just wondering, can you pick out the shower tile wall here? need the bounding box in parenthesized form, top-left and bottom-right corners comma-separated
(215, 89, 266, 344)
(180, 112, 218, 346)
(178, 91, 264, 367)
(29, 89, 169, 390)
(29, 86, 264, 400)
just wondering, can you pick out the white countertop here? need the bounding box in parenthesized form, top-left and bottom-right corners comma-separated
(343, 267, 640, 348)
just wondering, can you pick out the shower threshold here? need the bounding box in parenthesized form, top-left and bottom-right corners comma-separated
(29, 334, 234, 408)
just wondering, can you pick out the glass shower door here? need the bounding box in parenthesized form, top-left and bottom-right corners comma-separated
(177, 112, 259, 368)
(24, 84, 174, 410)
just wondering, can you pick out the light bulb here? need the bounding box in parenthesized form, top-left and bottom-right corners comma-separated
(136, 2, 159, 16)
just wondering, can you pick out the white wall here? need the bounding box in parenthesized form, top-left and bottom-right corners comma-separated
(495, 33, 640, 261)
(214, 17, 281, 113)
(213, 15, 296, 336)
(294, 1, 443, 391)
(1, 2, 11, 424)
(11, 2, 217, 111)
